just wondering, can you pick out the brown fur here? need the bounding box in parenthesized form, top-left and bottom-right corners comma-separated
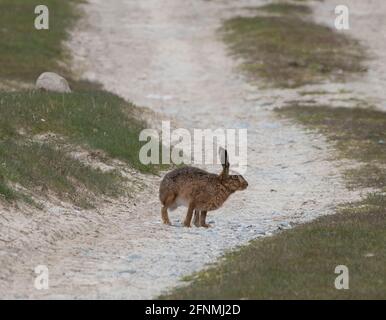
(159, 149, 248, 227)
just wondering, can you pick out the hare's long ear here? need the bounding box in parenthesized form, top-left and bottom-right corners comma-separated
(219, 147, 229, 178)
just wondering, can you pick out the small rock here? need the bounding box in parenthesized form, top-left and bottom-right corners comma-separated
(278, 222, 291, 230)
(36, 72, 71, 93)
(378, 140, 385, 145)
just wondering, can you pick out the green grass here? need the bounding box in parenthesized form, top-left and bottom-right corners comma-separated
(275, 105, 386, 196)
(276, 105, 386, 163)
(0, 138, 124, 207)
(0, 90, 160, 205)
(276, 103, 386, 220)
(0, 0, 81, 84)
(222, 3, 365, 87)
(0, 0, 164, 205)
(0, 179, 17, 201)
(0, 91, 154, 172)
(345, 165, 386, 190)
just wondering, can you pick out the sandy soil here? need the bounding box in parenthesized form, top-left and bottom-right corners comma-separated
(1, 0, 382, 299)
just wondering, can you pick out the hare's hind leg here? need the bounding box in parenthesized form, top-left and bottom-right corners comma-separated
(161, 193, 175, 225)
(200, 211, 210, 228)
(161, 206, 171, 225)
(183, 203, 195, 228)
(193, 210, 200, 227)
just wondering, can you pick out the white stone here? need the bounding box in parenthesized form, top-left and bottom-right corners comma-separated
(36, 72, 71, 93)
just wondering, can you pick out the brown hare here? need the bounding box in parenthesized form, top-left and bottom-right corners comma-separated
(159, 148, 248, 227)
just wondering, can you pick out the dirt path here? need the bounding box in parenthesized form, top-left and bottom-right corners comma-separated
(2, 0, 372, 299)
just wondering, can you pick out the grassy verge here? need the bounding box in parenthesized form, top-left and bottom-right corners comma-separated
(222, 2, 365, 87)
(0, 138, 123, 207)
(0, 0, 160, 205)
(0, 91, 152, 172)
(0, 90, 156, 206)
(277, 105, 386, 163)
(0, 0, 80, 84)
(276, 104, 386, 202)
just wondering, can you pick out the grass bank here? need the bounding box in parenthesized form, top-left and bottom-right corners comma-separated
(222, 2, 365, 88)
(0, 91, 151, 172)
(0, 0, 159, 205)
(0, 0, 79, 84)
(0, 91, 155, 206)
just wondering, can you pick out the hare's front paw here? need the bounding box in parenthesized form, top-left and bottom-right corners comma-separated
(201, 223, 211, 228)
(162, 219, 172, 226)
